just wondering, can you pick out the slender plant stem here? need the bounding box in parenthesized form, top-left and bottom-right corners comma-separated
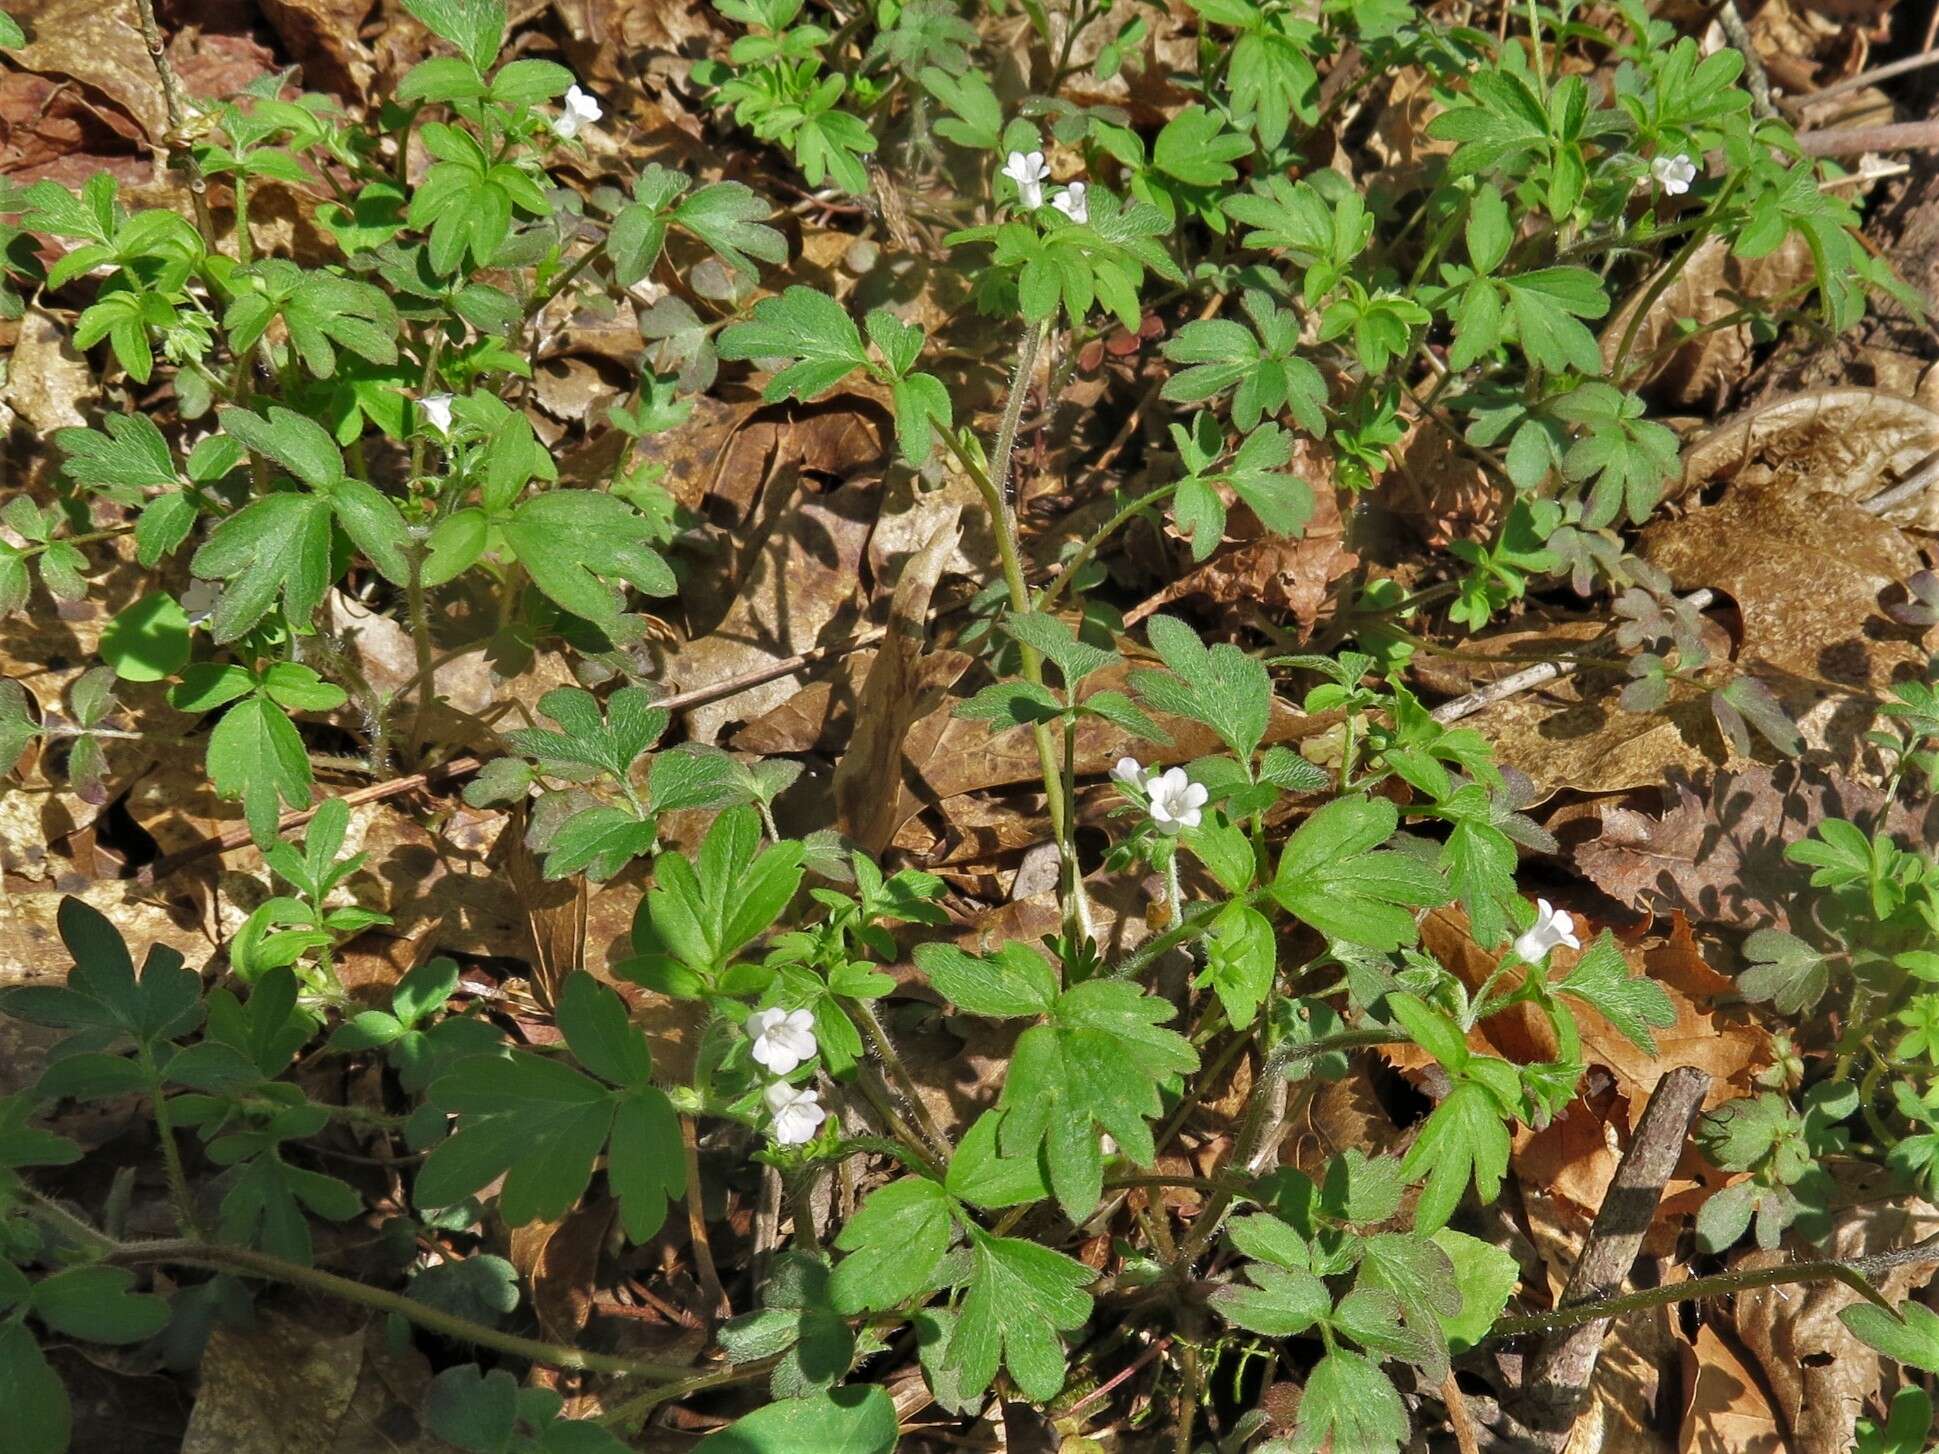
(141, 1056, 203, 1238)
(131, 0, 217, 249)
(680, 1115, 730, 1319)
(1491, 1235, 1939, 1340)
(524, 239, 604, 322)
(233, 174, 252, 265)
(1037, 482, 1181, 612)
(848, 1000, 953, 1157)
(404, 551, 436, 761)
(113, 1240, 705, 1377)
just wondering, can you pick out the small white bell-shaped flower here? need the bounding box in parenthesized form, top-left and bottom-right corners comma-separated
(746, 1006, 817, 1076)
(1111, 755, 1146, 789)
(1649, 153, 1697, 196)
(1051, 182, 1089, 224)
(764, 1081, 827, 1146)
(552, 84, 602, 140)
(1513, 898, 1582, 964)
(1145, 766, 1208, 832)
(1002, 149, 1050, 209)
(419, 392, 456, 435)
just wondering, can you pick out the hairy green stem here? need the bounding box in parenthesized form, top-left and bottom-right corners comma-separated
(848, 1000, 953, 1158)
(1490, 1235, 1939, 1340)
(107, 1235, 706, 1378)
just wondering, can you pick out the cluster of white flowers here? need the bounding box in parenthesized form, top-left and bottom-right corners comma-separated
(747, 1006, 825, 1145)
(552, 84, 602, 141)
(1112, 757, 1208, 832)
(1649, 152, 1697, 196)
(1002, 150, 1089, 223)
(1512, 898, 1581, 964)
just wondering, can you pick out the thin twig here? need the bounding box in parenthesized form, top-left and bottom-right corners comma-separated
(130, 0, 216, 248)
(681, 1116, 730, 1321)
(1518, 1066, 1710, 1448)
(1715, 2, 1778, 121)
(1779, 48, 1939, 111)
(1429, 589, 1716, 726)
(1797, 119, 1939, 158)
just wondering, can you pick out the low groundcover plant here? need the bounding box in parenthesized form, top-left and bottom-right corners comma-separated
(4, 0, 1939, 1451)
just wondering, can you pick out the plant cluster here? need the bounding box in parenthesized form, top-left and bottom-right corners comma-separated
(5, 0, 1939, 1450)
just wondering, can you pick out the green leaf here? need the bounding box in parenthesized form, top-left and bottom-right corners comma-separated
(674, 181, 788, 277)
(54, 411, 175, 492)
(921, 66, 1001, 150)
(208, 695, 314, 845)
(418, 1050, 613, 1224)
(0, 1324, 68, 1454)
(944, 1229, 1094, 1402)
(1842, 1299, 1939, 1375)
(1153, 105, 1251, 187)
(30, 1266, 171, 1343)
(1290, 1348, 1408, 1454)
(1554, 933, 1676, 1054)
(915, 941, 1058, 1018)
(556, 971, 653, 1087)
(191, 492, 334, 642)
(1270, 796, 1448, 950)
(1129, 614, 1273, 762)
(100, 592, 190, 682)
(1738, 927, 1829, 1015)
(402, 0, 505, 70)
(218, 405, 343, 488)
(694, 1388, 899, 1454)
(1210, 1261, 1331, 1336)
(1400, 1080, 1512, 1232)
(502, 491, 676, 632)
(1431, 1228, 1519, 1352)
(542, 805, 658, 882)
(830, 1177, 953, 1313)
(717, 286, 869, 401)
(944, 1110, 1052, 1209)
(1201, 901, 1275, 1028)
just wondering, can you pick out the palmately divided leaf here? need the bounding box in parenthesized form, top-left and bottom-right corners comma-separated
(944, 1230, 1094, 1402)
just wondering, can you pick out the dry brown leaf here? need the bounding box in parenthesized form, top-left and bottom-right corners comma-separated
(4, 305, 97, 433)
(1640, 478, 1921, 695)
(1731, 1197, 1939, 1453)
(509, 1200, 616, 1347)
(1680, 389, 1939, 528)
(1572, 761, 1939, 936)
(658, 474, 873, 744)
(257, 0, 378, 96)
(1127, 439, 1352, 635)
(1468, 671, 1731, 802)
(11, 0, 164, 140)
(834, 505, 966, 853)
(180, 1311, 367, 1454)
(1601, 234, 1816, 408)
(1677, 1323, 1786, 1454)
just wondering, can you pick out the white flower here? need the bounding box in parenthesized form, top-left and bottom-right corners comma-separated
(180, 578, 221, 627)
(552, 84, 602, 141)
(1002, 149, 1050, 210)
(1144, 766, 1207, 833)
(1513, 898, 1582, 964)
(1650, 153, 1697, 196)
(419, 392, 455, 435)
(1051, 182, 1089, 224)
(1111, 756, 1146, 789)
(746, 1006, 818, 1076)
(764, 1081, 827, 1146)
